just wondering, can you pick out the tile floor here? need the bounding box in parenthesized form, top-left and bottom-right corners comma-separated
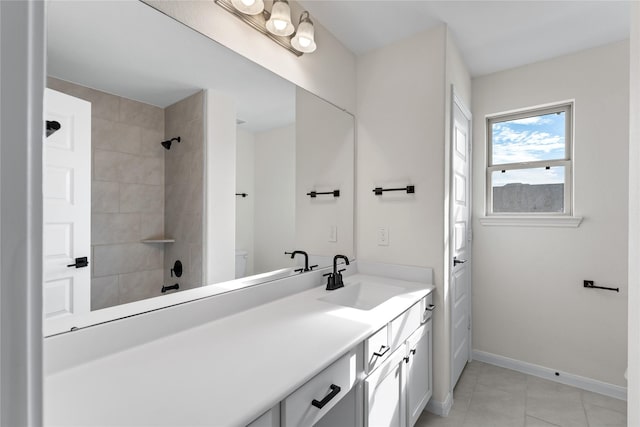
(416, 361, 627, 427)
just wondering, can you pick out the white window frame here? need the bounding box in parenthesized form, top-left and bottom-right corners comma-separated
(486, 102, 574, 217)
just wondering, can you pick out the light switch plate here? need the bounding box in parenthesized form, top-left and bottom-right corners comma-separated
(329, 225, 337, 242)
(378, 227, 389, 246)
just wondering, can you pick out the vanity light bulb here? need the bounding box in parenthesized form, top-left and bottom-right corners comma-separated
(298, 36, 311, 48)
(230, 0, 264, 15)
(273, 19, 287, 31)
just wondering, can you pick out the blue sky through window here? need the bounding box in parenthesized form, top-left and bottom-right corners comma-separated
(492, 111, 566, 186)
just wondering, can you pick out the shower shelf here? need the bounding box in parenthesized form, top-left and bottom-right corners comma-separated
(141, 238, 175, 244)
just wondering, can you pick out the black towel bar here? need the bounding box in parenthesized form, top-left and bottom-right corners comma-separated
(307, 190, 340, 198)
(584, 280, 619, 292)
(373, 185, 415, 195)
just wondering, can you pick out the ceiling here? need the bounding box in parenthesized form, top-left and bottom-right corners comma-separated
(47, 0, 295, 132)
(298, 0, 631, 76)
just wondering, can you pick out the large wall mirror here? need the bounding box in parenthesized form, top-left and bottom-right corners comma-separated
(43, 0, 354, 336)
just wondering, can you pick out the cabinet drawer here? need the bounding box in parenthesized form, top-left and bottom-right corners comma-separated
(364, 325, 389, 374)
(389, 301, 422, 350)
(281, 346, 361, 427)
(421, 293, 435, 323)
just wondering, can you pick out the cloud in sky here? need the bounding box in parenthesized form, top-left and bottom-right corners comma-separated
(492, 112, 565, 165)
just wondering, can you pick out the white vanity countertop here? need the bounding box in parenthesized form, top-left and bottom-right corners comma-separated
(45, 274, 434, 427)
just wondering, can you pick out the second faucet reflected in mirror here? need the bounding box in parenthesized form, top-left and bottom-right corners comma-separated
(284, 250, 318, 273)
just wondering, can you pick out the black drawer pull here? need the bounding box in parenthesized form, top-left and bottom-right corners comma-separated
(311, 384, 341, 409)
(425, 304, 435, 312)
(373, 345, 390, 357)
(410, 348, 417, 356)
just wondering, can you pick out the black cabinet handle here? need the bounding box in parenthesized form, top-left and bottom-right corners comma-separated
(410, 348, 417, 356)
(404, 356, 410, 364)
(67, 257, 89, 268)
(425, 304, 435, 312)
(311, 384, 341, 409)
(453, 257, 467, 266)
(373, 345, 390, 357)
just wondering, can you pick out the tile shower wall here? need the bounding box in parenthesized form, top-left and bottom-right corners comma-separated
(47, 77, 166, 310)
(163, 91, 205, 291)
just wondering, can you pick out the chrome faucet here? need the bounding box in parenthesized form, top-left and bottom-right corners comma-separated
(285, 250, 317, 273)
(324, 255, 350, 290)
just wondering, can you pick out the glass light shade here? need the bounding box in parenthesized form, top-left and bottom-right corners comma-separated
(291, 14, 316, 53)
(230, 0, 264, 15)
(266, 0, 294, 36)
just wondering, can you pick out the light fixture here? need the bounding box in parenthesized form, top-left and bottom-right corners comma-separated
(291, 11, 316, 53)
(214, 0, 317, 56)
(265, 0, 294, 36)
(230, 0, 264, 15)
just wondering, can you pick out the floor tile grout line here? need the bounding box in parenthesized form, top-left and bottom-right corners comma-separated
(580, 391, 591, 427)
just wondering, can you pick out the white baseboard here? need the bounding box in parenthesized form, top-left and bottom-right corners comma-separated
(472, 350, 627, 401)
(425, 391, 453, 416)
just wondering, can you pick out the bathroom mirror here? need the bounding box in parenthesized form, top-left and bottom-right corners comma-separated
(43, 0, 354, 335)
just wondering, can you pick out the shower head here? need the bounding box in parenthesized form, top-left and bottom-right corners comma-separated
(161, 136, 181, 150)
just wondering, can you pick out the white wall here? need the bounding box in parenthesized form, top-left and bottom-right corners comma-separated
(472, 41, 629, 388)
(628, 3, 639, 422)
(356, 25, 472, 406)
(0, 1, 45, 424)
(236, 129, 256, 276)
(205, 91, 237, 284)
(253, 125, 296, 274)
(143, 0, 356, 114)
(295, 88, 354, 259)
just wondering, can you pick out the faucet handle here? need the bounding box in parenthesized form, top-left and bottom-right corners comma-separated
(294, 268, 304, 273)
(338, 269, 346, 273)
(323, 272, 333, 277)
(309, 264, 318, 271)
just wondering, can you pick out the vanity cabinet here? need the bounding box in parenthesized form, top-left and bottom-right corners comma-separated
(248, 406, 281, 427)
(364, 346, 407, 427)
(244, 291, 434, 427)
(405, 322, 433, 427)
(281, 345, 362, 427)
(363, 296, 433, 427)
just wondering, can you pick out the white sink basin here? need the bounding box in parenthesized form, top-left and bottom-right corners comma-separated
(319, 282, 406, 310)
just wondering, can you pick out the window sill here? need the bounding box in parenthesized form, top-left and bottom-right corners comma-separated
(479, 216, 583, 228)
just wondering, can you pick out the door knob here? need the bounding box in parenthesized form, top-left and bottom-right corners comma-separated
(453, 257, 467, 266)
(67, 256, 89, 268)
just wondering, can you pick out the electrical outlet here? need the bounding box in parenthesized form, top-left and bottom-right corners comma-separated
(329, 225, 337, 242)
(377, 227, 389, 246)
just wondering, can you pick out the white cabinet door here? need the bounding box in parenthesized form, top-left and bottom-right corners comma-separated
(406, 320, 432, 427)
(364, 347, 406, 427)
(247, 406, 280, 427)
(43, 88, 91, 319)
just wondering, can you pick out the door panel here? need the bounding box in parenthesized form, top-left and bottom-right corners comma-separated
(44, 89, 91, 319)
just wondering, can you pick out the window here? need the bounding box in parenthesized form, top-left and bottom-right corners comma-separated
(487, 103, 573, 215)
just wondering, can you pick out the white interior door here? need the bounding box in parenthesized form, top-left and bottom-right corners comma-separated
(450, 90, 472, 388)
(43, 88, 91, 319)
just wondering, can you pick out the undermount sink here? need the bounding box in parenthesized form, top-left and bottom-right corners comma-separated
(319, 282, 406, 310)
